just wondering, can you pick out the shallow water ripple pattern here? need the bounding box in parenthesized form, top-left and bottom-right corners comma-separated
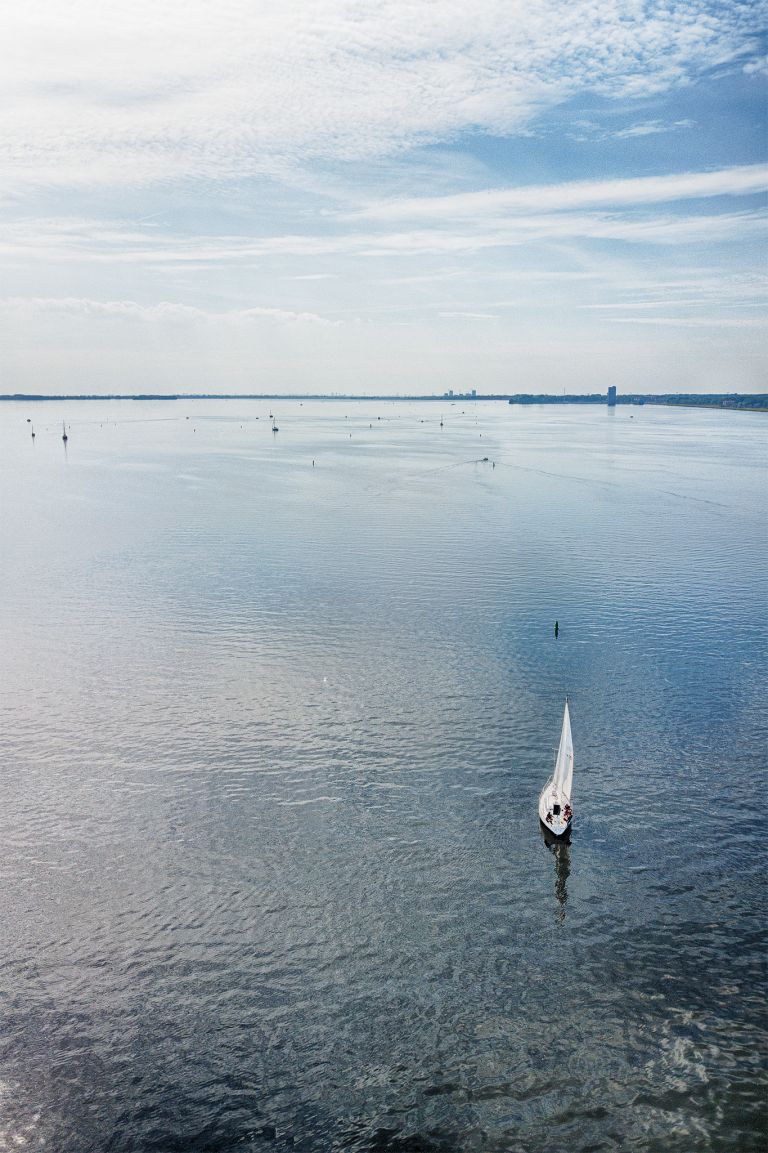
(0, 400, 765, 1152)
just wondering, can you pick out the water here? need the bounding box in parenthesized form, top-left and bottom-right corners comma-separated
(0, 399, 765, 1152)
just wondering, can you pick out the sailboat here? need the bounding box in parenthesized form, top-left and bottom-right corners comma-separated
(538, 700, 574, 836)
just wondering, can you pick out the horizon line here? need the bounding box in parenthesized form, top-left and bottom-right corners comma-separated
(1, 391, 767, 403)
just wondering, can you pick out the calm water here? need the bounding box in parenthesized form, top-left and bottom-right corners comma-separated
(0, 399, 765, 1152)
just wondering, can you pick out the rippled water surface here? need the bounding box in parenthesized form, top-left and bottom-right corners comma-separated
(0, 399, 766, 1152)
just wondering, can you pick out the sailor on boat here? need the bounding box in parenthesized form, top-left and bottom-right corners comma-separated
(538, 700, 574, 836)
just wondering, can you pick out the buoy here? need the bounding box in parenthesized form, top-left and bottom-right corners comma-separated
(554, 620, 559, 638)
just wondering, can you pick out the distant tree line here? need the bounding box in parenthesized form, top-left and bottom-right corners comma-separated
(507, 393, 767, 410)
(1, 391, 766, 409)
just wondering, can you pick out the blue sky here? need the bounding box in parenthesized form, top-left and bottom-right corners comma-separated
(1, 0, 766, 395)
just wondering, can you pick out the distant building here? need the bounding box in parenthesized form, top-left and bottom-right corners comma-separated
(444, 388, 478, 399)
(607, 386, 617, 407)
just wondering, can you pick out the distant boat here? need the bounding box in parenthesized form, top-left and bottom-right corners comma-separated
(62, 422, 68, 443)
(538, 700, 574, 836)
(272, 418, 279, 432)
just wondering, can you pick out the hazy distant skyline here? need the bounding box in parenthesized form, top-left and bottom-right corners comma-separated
(1, 1, 766, 396)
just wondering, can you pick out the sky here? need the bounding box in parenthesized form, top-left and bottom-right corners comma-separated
(1, 0, 766, 396)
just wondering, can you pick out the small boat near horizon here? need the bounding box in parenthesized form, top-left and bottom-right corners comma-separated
(538, 700, 574, 837)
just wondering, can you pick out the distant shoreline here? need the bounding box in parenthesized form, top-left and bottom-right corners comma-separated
(1, 392, 766, 411)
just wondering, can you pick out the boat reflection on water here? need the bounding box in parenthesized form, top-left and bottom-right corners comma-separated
(541, 822, 571, 921)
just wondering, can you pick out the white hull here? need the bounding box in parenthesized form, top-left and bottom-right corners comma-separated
(539, 700, 574, 836)
(538, 778, 572, 836)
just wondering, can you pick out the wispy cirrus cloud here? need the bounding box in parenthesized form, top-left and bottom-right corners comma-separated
(353, 164, 768, 222)
(1, 198, 765, 272)
(439, 311, 499, 320)
(614, 119, 696, 139)
(569, 118, 696, 141)
(608, 315, 765, 327)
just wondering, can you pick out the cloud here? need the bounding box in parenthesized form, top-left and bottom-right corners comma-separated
(613, 119, 696, 140)
(2, 200, 765, 278)
(0, 297, 335, 326)
(579, 270, 768, 309)
(567, 117, 696, 142)
(0, 1, 765, 190)
(354, 164, 768, 222)
(608, 316, 765, 328)
(743, 55, 768, 77)
(438, 311, 499, 320)
(614, 119, 695, 139)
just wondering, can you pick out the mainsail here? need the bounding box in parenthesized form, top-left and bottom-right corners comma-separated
(552, 700, 574, 800)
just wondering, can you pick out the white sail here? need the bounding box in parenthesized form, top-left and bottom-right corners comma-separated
(552, 700, 574, 800)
